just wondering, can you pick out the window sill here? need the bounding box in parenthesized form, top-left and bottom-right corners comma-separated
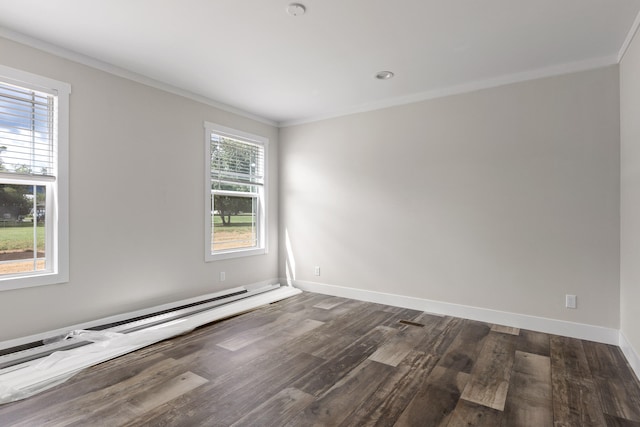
(206, 247, 267, 262)
(0, 271, 68, 292)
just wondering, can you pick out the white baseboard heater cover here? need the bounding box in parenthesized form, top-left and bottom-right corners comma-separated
(0, 284, 301, 404)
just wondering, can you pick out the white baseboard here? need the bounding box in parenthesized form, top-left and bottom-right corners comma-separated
(292, 279, 620, 346)
(620, 330, 640, 380)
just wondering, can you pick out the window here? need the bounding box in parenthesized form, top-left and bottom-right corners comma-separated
(205, 122, 267, 261)
(0, 65, 70, 290)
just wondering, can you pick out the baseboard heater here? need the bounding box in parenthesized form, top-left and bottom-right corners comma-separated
(0, 283, 301, 404)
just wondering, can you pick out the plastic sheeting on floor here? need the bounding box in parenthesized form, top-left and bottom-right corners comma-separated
(0, 285, 301, 404)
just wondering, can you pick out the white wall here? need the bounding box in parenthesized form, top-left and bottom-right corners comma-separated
(621, 29, 640, 364)
(0, 37, 279, 341)
(280, 66, 620, 329)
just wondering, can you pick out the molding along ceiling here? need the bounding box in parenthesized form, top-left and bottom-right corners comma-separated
(1, 0, 639, 126)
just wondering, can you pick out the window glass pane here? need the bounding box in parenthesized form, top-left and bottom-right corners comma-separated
(210, 135, 264, 185)
(35, 192, 46, 261)
(0, 184, 46, 275)
(212, 194, 257, 251)
(0, 82, 54, 176)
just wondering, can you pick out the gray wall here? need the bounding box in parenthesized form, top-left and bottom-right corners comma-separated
(0, 37, 280, 340)
(280, 66, 620, 328)
(621, 31, 640, 356)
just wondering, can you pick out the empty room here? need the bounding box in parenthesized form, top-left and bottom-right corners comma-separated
(1, 0, 640, 425)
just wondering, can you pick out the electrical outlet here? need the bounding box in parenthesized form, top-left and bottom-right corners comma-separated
(220, 271, 226, 282)
(314, 266, 320, 276)
(566, 294, 577, 309)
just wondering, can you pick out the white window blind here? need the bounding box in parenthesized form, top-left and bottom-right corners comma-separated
(210, 134, 264, 188)
(0, 81, 55, 178)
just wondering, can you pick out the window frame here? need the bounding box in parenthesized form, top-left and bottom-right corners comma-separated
(0, 65, 70, 291)
(204, 122, 268, 261)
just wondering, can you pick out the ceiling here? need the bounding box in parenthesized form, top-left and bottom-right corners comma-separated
(1, 0, 639, 126)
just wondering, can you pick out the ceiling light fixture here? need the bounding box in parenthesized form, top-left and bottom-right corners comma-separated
(375, 71, 395, 80)
(286, 3, 306, 16)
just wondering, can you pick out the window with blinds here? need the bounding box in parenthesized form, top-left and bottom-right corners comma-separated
(210, 134, 264, 192)
(205, 122, 267, 261)
(0, 82, 55, 178)
(0, 65, 69, 290)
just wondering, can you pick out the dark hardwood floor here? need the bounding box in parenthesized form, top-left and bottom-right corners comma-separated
(1, 291, 639, 426)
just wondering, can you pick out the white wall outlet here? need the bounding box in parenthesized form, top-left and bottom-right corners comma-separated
(314, 266, 320, 276)
(220, 271, 226, 282)
(566, 294, 577, 309)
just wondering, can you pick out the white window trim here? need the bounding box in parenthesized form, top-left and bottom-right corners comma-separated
(0, 65, 70, 291)
(204, 122, 268, 262)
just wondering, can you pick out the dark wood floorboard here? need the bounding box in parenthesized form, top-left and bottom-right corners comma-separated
(604, 414, 640, 427)
(550, 336, 609, 426)
(501, 351, 553, 426)
(338, 350, 440, 427)
(582, 341, 640, 422)
(448, 399, 503, 426)
(436, 320, 490, 374)
(517, 329, 551, 357)
(1, 291, 639, 426)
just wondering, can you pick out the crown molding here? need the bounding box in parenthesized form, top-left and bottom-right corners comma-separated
(0, 27, 277, 127)
(618, 9, 640, 63)
(0, 25, 622, 130)
(279, 55, 618, 127)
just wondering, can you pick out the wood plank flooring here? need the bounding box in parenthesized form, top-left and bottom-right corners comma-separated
(1, 291, 639, 426)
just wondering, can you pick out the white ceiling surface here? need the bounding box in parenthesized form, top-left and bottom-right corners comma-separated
(0, 1, 639, 126)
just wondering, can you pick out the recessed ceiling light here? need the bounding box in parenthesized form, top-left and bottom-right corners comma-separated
(286, 3, 306, 16)
(375, 71, 395, 80)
